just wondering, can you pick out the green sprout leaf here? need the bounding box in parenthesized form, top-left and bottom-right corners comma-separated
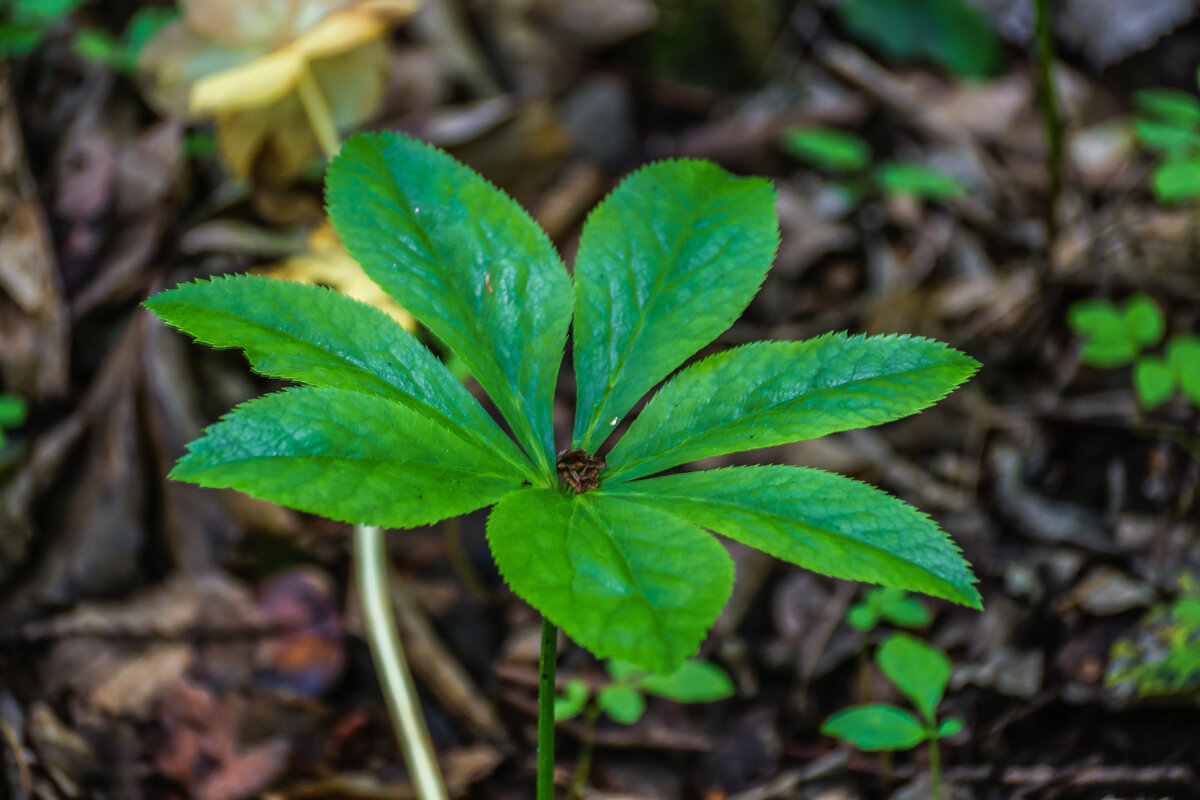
(145, 276, 534, 482)
(1134, 119, 1200, 154)
(571, 159, 779, 452)
(0, 393, 27, 428)
(875, 161, 966, 200)
(0, 22, 42, 56)
(780, 127, 872, 172)
(1168, 334, 1200, 405)
(1152, 158, 1200, 203)
(851, 587, 932, 631)
(608, 467, 980, 609)
(637, 659, 735, 703)
(1134, 89, 1200, 132)
(554, 678, 591, 721)
(937, 716, 964, 738)
(327, 133, 572, 474)
(597, 684, 645, 724)
(821, 704, 928, 751)
(1069, 299, 1140, 367)
(846, 604, 880, 632)
(606, 659, 642, 684)
(1123, 294, 1165, 348)
(487, 489, 734, 673)
(1134, 357, 1176, 409)
(0, 392, 27, 447)
(171, 387, 524, 528)
(837, 0, 1002, 79)
(876, 633, 951, 721)
(606, 334, 979, 483)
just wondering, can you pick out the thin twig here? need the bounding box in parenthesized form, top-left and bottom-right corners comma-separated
(356, 525, 449, 800)
(1034, 0, 1064, 271)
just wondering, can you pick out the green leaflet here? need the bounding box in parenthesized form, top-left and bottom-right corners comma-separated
(637, 660, 735, 702)
(606, 466, 980, 608)
(821, 705, 927, 751)
(597, 685, 645, 724)
(877, 633, 951, 721)
(486, 488, 734, 673)
(145, 275, 535, 482)
(172, 387, 524, 529)
(571, 160, 778, 451)
(606, 334, 979, 483)
(326, 133, 572, 475)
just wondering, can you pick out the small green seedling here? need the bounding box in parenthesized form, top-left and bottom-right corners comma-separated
(0, 0, 81, 56)
(1068, 294, 1200, 409)
(72, 7, 177, 74)
(0, 393, 27, 448)
(847, 587, 932, 632)
(834, 0, 1002, 79)
(0, 0, 171, 67)
(822, 633, 962, 799)
(555, 658, 734, 725)
(1107, 574, 1200, 699)
(781, 127, 966, 203)
(145, 132, 981, 795)
(1133, 75, 1200, 203)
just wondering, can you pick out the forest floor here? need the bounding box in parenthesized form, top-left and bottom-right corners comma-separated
(1, 2, 1199, 799)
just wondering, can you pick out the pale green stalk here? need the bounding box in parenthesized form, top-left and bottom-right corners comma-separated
(355, 524, 449, 800)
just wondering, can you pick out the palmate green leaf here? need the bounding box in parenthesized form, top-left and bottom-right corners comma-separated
(606, 466, 980, 609)
(172, 387, 524, 529)
(327, 133, 572, 475)
(821, 704, 927, 751)
(487, 488, 734, 673)
(571, 160, 778, 451)
(606, 334, 979, 483)
(877, 633, 951, 721)
(144, 276, 535, 482)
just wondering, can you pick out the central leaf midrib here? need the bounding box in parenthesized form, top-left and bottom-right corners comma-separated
(194, 304, 534, 476)
(579, 204, 709, 447)
(189, 451, 521, 482)
(612, 488, 962, 595)
(610, 359, 952, 480)
(574, 497, 673, 654)
(377, 142, 555, 475)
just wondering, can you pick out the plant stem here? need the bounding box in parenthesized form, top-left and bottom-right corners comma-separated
(537, 617, 559, 800)
(929, 735, 942, 800)
(355, 525, 448, 800)
(569, 705, 601, 800)
(1033, 0, 1063, 271)
(296, 62, 341, 160)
